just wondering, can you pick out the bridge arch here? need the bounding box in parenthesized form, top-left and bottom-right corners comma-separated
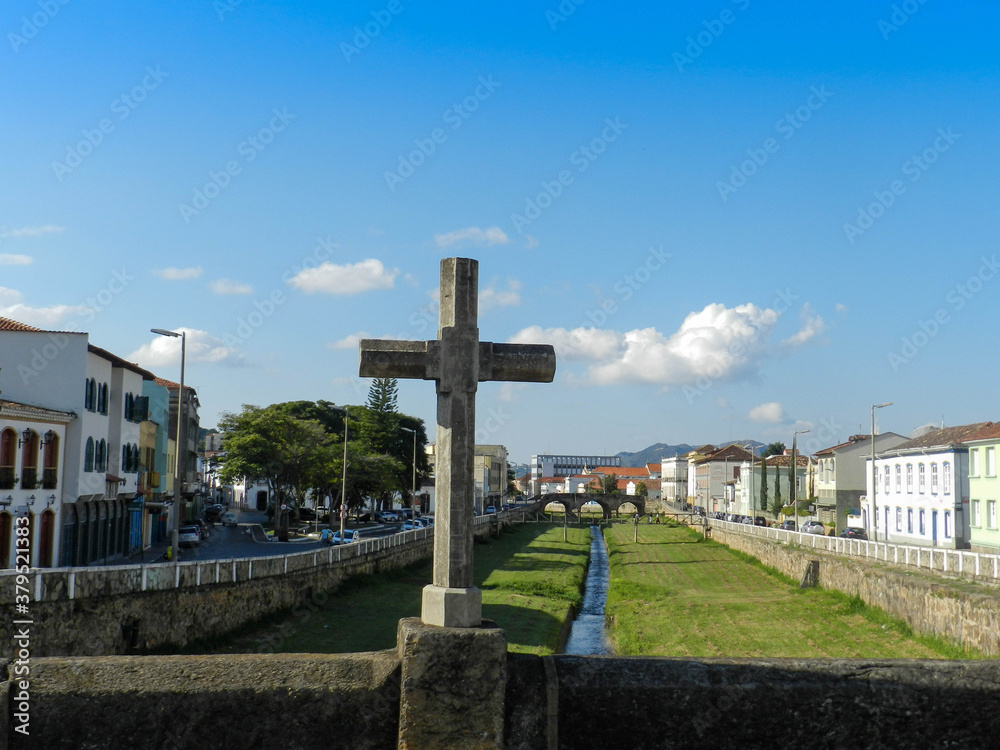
(539, 493, 646, 518)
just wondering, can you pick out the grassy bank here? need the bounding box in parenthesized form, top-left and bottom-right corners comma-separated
(200, 523, 590, 656)
(604, 522, 984, 659)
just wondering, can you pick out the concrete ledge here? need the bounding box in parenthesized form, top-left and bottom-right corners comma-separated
(421, 584, 482, 627)
(506, 655, 1000, 750)
(15, 652, 401, 750)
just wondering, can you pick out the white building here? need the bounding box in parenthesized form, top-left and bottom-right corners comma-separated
(660, 455, 689, 506)
(866, 423, 989, 549)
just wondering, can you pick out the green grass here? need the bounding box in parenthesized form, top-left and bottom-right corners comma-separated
(199, 523, 591, 657)
(604, 523, 985, 659)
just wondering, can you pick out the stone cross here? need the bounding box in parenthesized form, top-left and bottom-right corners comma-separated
(359, 258, 556, 627)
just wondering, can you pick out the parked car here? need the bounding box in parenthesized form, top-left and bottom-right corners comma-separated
(221, 511, 239, 527)
(178, 525, 201, 547)
(485, 505, 497, 514)
(753, 516, 768, 527)
(802, 521, 826, 535)
(187, 517, 209, 538)
(779, 520, 796, 531)
(840, 527, 868, 540)
(374, 511, 399, 523)
(204, 504, 225, 521)
(331, 529, 360, 544)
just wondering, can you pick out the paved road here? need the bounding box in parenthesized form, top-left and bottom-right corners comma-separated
(110, 510, 403, 566)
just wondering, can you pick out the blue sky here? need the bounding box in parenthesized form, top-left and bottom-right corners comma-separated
(2, 0, 998, 463)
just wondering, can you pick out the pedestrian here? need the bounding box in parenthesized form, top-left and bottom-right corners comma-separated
(320, 527, 334, 545)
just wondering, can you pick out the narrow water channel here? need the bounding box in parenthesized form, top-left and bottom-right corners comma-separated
(563, 525, 611, 655)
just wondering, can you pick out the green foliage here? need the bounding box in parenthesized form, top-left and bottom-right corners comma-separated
(763, 442, 786, 457)
(602, 473, 619, 494)
(759, 461, 769, 513)
(773, 462, 782, 510)
(634, 481, 648, 498)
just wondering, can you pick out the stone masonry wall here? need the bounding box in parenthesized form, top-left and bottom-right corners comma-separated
(709, 525, 1000, 656)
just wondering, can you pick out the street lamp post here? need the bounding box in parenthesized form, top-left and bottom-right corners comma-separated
(331, 406, 350, 542)
(743, 443, 756, 519)
(791, 429, 810, 532)
(870, 402, 893, 541)
(151, 328, 185, 560)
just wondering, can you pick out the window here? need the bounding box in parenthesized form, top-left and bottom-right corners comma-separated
(124, 394, 133, 422)
(931, 463, 939, 493)
(85, 438, 95, 472)
(918, 464, 926, 493)
(944, 511, 952, 538)
(84, 378, 97, 411)
(919, 509, 926, 535)
(95, 439, 106, 472)
(883, 466, 890, 493)
(0, 429, 16, 489)
(907, 509, 913, 533)
(988, 447, 996, 477)
(896, 507, 902, 532)
(943, 462, 951, 494)
(905, 464, 913, 492)
(989, 501, 998, 529)
(895, 465, 902, 492)
(970, 449, 980, 476)
(971, 499, 981, 527)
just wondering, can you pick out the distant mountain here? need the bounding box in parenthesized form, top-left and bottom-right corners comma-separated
(616, 440, 765, 467)
(616, 443, 694, 467)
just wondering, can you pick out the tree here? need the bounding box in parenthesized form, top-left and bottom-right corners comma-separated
(635, 481, 648, 498)
(358, 378, 399, 456)
(772, 461, 782, 515)
(759, 458, 769, 513)
(217, 404, 337, 540)
(506, 467, 517, 498)
(602, 473, 618, 495)
(763, 442, 786, 458)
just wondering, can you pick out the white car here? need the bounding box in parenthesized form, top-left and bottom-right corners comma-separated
(178, 525, 201, 547)
(801, 521, 826, 535)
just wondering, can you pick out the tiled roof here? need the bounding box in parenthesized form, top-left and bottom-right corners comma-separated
(815, 435, 871, 455)
(890, 423, 993, 452)
(591, 466, 649, 476)
(0, 316, 44, 331)
(963, 422, 1000, 443)
(0, 399, 76, 420)
(763, 454, 811, 467)
(700, 444, 753, 463)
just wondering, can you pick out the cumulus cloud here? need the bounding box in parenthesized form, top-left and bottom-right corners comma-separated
(155, 267, 203, 281)
(0, 225, 65, 239)
(749, 402, 785, 423)
(434, 226, 509, 248)
(329, 332, 371, 350)
(287, 259, 398, 295)
(129, 328, 245, 367)
(510, 302, 780, 387)
(0, 254, 32, 265)
(835, 303, 849, 314)
(210, 278, 253, 295)
(479, 278, 522, 311)
(0, 287, 90, 328)
(782, 303, 826, 347)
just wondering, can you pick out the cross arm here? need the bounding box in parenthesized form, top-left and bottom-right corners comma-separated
(359, 339, 433, 380)
(479, 343, 556, 383)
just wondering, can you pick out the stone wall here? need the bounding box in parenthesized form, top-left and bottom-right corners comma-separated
(1, 519, 509, 658)
(709, 525, 1000, 656)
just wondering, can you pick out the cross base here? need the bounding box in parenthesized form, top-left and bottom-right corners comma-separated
(421, 584, 482, 628)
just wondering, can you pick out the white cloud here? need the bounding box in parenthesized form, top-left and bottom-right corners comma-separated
(479, 278, 522, 310)
(509, 302, 780, 387)
(128, 327, 245, 367)
(510, 325, 624, 362)
(329, 332, 370, 350)
(210, 278, 253, 295)
(835, 303, 848, 314)
(434, 226, 509, 248)
(0, 225, 65, 239)
(782, 303, 825, 347)
(0, 287, 90, 328)
(749, 402, 785, 423)
(0, 254, 32, 265)
(155, 267, 203, 281)
(523, 234, 539, 249)
(287, 259, 398, 295)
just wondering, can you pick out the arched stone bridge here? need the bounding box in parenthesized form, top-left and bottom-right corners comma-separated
(538, 492, 646, 519)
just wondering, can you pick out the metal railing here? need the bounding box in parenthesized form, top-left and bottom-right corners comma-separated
(709, 518, 1000, 582)
(3, 512, 504, 602)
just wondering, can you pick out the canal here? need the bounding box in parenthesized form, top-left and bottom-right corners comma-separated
(563, 525, 611, 655)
